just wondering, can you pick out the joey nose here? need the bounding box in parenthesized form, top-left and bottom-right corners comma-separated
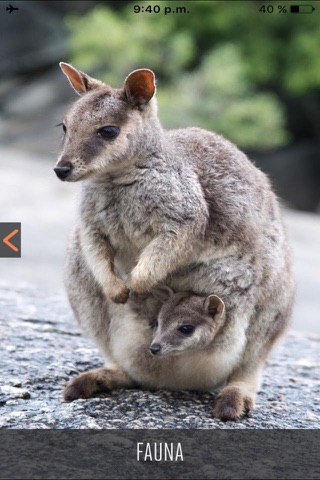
(54, 165, 72, 180)
(150, 343, 161, 355)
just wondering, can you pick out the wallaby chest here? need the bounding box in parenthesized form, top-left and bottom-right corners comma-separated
(82, 170, 157, 249)
(81, 161, 205, 251)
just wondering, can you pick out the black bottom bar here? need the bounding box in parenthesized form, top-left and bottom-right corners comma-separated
(0, 430, 319, 479)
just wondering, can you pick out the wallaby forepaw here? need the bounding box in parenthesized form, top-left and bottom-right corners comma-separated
(107, 285, 130, 304)
(213, 387, 254, 421)
(105, 275, 130, 303)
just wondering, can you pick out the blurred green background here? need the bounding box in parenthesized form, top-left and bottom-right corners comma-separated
(64, 1, 320, 152)
(1, 0, 320, 211)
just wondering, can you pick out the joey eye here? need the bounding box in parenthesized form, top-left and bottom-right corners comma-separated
(149, 316, 159, 330)
(97, 126, 120, 139)
(178, 325, 195, 335)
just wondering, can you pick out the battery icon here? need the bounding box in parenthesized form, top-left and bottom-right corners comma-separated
(290, 5, 315, 13)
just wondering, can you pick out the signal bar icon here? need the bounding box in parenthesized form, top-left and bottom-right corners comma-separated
(290, 5, 315, 14)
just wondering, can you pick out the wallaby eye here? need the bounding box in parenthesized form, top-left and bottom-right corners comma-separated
(97, 126, 120, 139)
(178, 325, 195, 335)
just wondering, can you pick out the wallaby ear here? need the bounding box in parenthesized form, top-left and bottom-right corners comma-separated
(124, 69, 155, 107)
(203, 295, 225, 319)
(150, 285, 174, 303)
(59, 62, 103, 96)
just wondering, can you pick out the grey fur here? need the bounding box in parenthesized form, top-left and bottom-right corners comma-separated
(57, 64, 295, 420)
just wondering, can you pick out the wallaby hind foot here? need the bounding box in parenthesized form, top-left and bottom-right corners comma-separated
(63, 367, 135, 402)
(213, 384, 255, 421)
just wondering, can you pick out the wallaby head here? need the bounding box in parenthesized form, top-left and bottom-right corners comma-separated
(54, 63, 158, 182)
(147, 286, 226, 357)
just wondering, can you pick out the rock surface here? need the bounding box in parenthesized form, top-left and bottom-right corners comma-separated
(0, 283, 319, 429)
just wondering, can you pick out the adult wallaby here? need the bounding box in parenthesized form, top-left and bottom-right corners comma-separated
(55, 63, 295, 420)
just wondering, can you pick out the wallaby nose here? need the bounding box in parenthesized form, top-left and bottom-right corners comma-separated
(54, 165, 72, 180)
(150, 343, 161, 355)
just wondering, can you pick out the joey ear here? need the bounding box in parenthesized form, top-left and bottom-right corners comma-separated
(150, 285, 174, 303)
(204, 295, 225, 319)
(59, 62, 103, 95)
(124, 69, 155, 107)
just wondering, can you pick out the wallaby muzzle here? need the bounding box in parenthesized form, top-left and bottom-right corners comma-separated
(54, 165, 72, 180)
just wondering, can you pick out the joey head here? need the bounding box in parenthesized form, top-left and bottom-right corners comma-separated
(146, 286, 226, 356)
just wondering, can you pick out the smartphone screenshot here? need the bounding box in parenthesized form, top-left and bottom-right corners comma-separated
(0, 1, 319, 478)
